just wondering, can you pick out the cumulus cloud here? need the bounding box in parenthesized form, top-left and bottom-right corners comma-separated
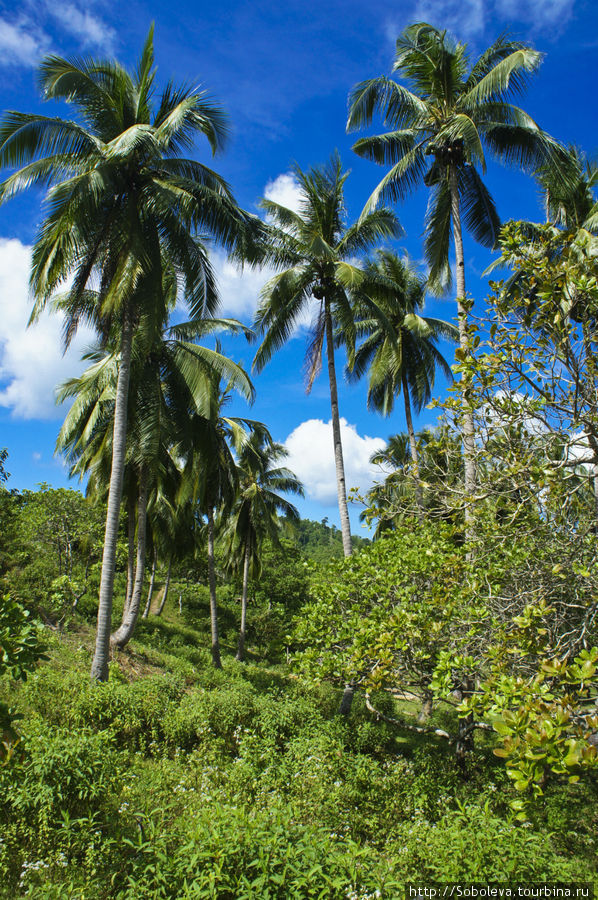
(284, 418, 386, 506)
(209, 250, 273, 321)
(208, 169, 314, 332)
(0, 17, 50, 67)
(264, 173, 303, 214)
(0, 238, 95, 420)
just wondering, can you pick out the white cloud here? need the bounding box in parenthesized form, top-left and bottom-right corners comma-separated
(386, 0, 575, 46)
(496, 0, 575, 27)
(210, 250, 274, 321)
(264, 172, 303, 215)
(0, 238, 95, 420)
(0, 17, 50, 67)
(284, 417, 386, 505)
(410, 0, 485, 38)
(46, 3, 116, 53)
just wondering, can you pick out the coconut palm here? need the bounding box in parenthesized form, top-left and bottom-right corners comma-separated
(221, 432, 303, 662)
(253, 153, 400, 556)
(536, 146, 598, 232)
(347, 23, 565, 533)
(178, 385, 262, 668)
(57, 299, 254, 652)
(0, 28, 257, 680)
(347, 251, 457, 511)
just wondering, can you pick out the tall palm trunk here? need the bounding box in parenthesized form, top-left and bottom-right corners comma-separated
(324, 304, 352, 558)
(156, 556, 172, 616)
(449, 167, 476, 541)
(124, 492, 136, 615)
(91, 304, 134, 682)
(111, 465, 148, 650)
(401, 371, 423, 517)
(236, 538, 251, 662)
(142, 548, 157, 619)
(207, 505, 222, 668)
(326, 302, 356, 714)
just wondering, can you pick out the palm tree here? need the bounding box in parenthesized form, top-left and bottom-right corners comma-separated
(536, 146, 598, 232)
(0, 28, 257, 680)
(178, 385, 260, 668)
(347, 251, 457, 512)
(57, 303, 254, 653)
(253, 153, 400, 556)
(347, 23, 565, 534)
(221, 432, 303, 661)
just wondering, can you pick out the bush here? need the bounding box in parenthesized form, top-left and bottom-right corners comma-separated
(0, 723, 124, 896)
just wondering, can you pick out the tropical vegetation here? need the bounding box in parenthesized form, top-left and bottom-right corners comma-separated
(1, 19, 598, 897)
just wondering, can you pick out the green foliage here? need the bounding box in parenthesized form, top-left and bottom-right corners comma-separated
(291, 517, 369, 563)
(0, 596, 46, 748)
(0, 596, 45, 682)
(294, 522, 469, 695)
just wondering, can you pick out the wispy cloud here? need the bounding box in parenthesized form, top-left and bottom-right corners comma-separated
(496, 0, 575, 29)
(412, 0, 485, 39)
(0, 2, 117, 70)
(384, 0, 577, 47)
(0, 17, 50, 67)
(45, 2, 116, 53)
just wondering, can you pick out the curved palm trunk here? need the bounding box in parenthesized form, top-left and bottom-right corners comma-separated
(449, 167, 477, 541)
(111, 465, 148, 650)
(142, 548, 157, 619)
(401, 372, 423, 518)
(324, 305, 352, 558)
(156, 556, 172, 616)
(207, 506, 222, 669)
(124, 493, 136, 615)
(236, 538, 251, 662)
(91, 305, 134, 682)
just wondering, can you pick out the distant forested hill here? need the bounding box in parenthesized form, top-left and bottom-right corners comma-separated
(289, 517, 370, 564)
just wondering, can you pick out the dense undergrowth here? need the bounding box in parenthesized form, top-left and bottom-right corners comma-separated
(1, 586, 597, 899)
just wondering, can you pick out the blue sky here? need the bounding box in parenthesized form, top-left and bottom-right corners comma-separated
(0, 0, 596, 530)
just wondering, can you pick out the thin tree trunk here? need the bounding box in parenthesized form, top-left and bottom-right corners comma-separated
(111, 465, 148, 650)
(236, 538, 251, 662)
(156, 556, 172, 616)
(207, 506, 222, 668)
(455, 677, 475, 771)
(418, 689, 433, 723)
(124, 492, 136, 615)
(402, 372, 423, 518)
(324, 305, 352, 558)
(449, 167, 476, 542)
(338, 684, 355, 716)
(142, 548, 157, 619)
(91, 304, 134, 682)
